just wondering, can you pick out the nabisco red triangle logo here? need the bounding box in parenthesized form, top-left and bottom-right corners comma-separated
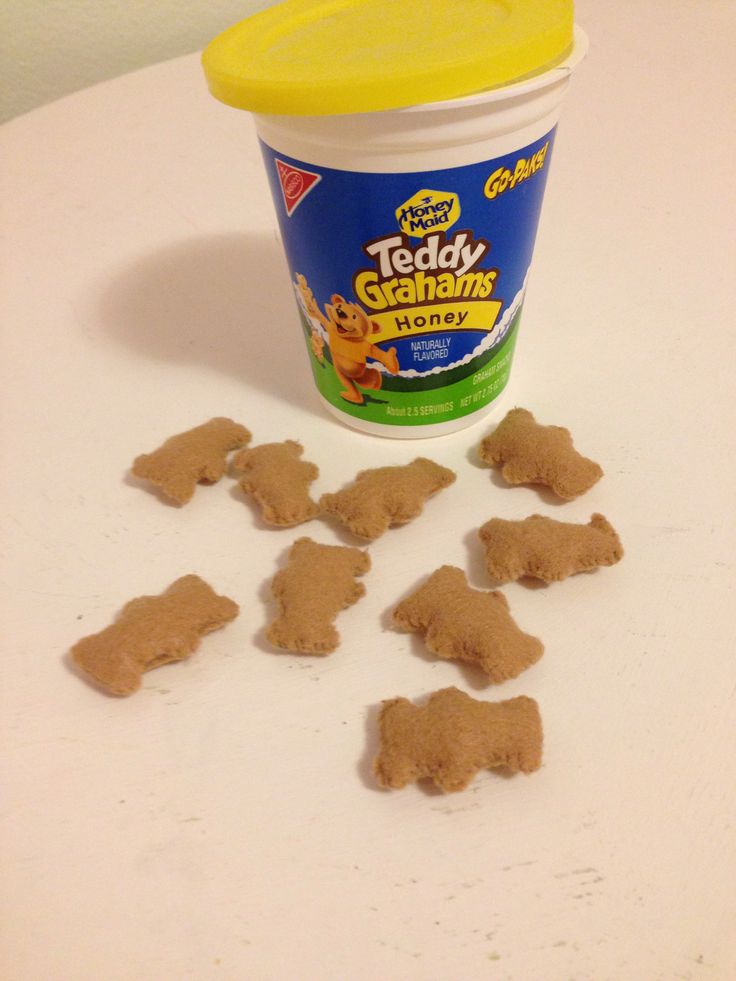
(275, 159, 321, 217)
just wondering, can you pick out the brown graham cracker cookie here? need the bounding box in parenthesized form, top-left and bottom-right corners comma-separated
(393, 566, 543, 683)
(71, 575, 239, 695)
(132, 417, 251, 504)
(479, 513, 623, 583)
(233, 440, 319, 527)
(479, 407, 603, 500)
(266, 537, 370, 654)
(373, 687, 543, 792)
(320, 457, 456, 540)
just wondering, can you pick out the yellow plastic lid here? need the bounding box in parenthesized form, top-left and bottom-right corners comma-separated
(202, 0, 574, 116)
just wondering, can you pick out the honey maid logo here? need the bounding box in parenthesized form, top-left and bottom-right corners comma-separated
(396, 189, 461, 238)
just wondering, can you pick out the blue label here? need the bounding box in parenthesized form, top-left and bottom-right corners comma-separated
(260, 131, 555, 423)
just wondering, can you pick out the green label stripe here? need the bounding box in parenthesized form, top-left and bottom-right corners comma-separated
(300, 311, 521, 427)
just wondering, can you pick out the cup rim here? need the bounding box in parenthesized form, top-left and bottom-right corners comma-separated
(394, 25, 588, 117)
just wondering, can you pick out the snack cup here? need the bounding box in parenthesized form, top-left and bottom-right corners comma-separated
(204, 1, 587, 438)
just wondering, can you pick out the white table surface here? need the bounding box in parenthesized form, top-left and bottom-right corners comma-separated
(2, 2, 735, 979)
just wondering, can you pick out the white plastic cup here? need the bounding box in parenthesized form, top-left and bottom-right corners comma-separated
(255, 27, 588, 438)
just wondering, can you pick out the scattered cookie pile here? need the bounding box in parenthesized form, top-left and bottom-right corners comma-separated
(71, 408, 622, 794)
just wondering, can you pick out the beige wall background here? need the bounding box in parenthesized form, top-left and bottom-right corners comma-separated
(0, 0, 273, 124)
